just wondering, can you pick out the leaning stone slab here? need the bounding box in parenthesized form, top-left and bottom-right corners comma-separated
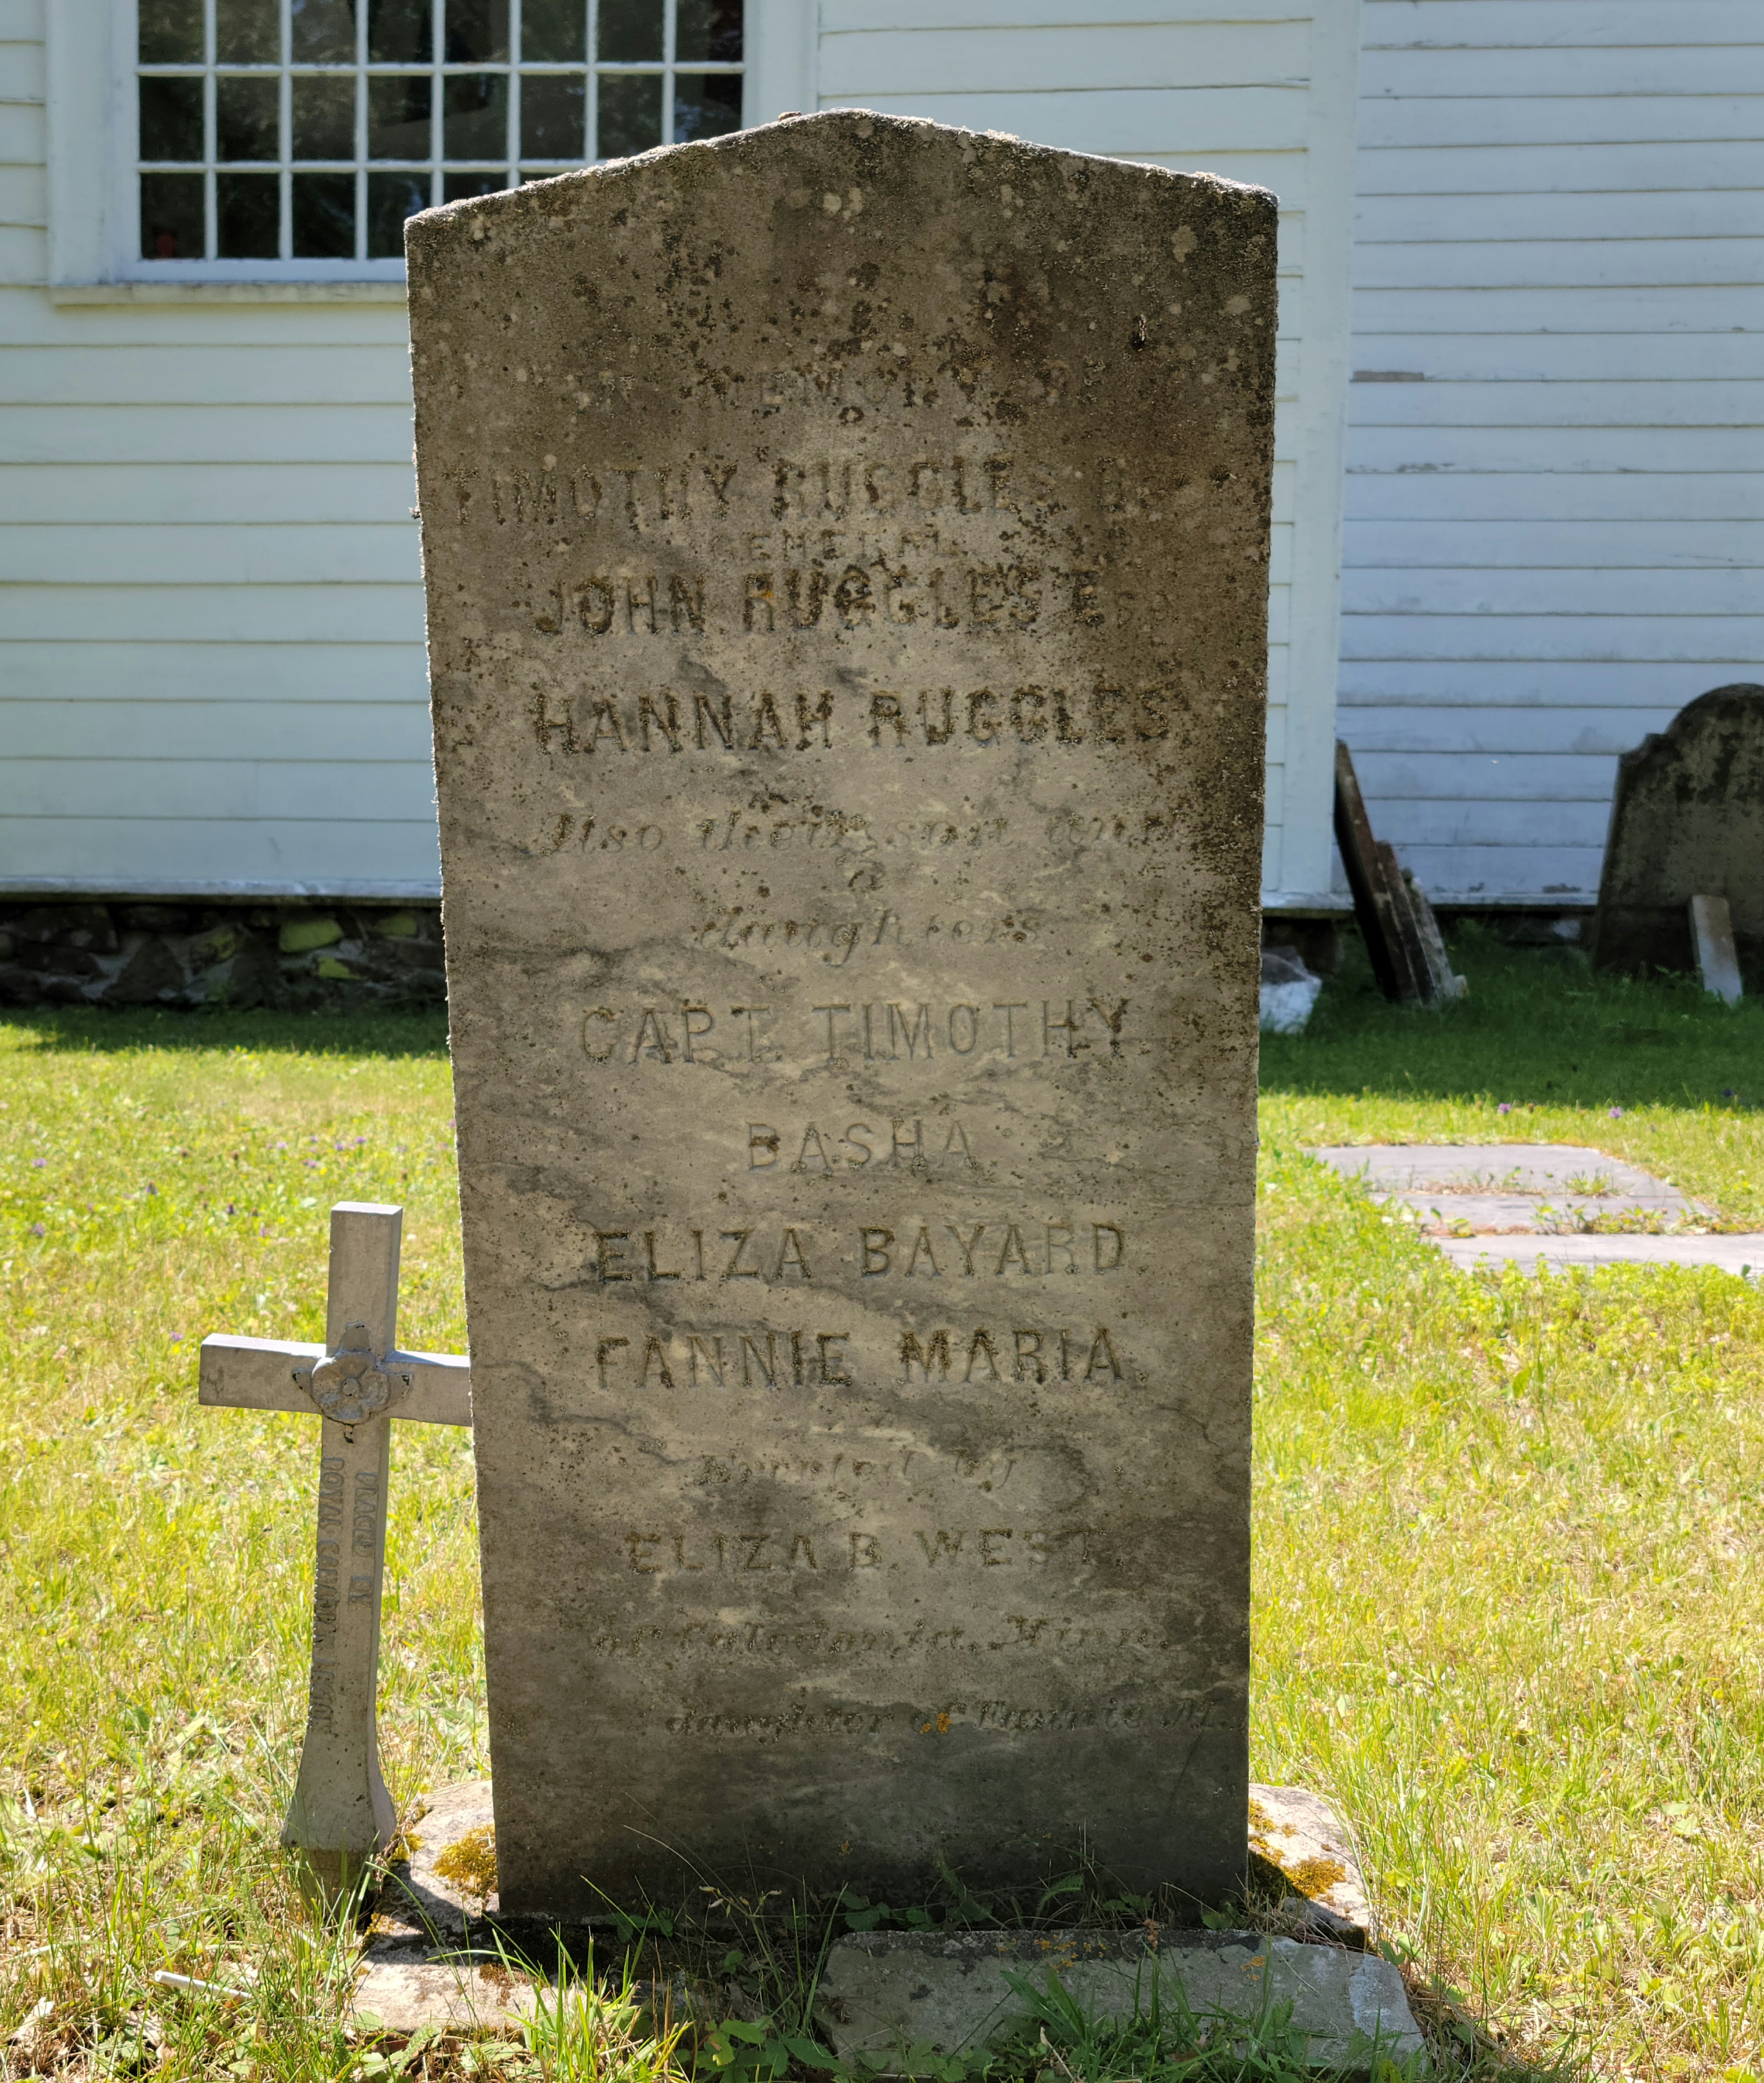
(814, 1929, 1425, 2072)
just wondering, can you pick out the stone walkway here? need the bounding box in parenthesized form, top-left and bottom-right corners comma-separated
(1312, 1143, 1764, 1277)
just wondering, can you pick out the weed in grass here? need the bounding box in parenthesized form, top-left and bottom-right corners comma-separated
(514, 1945, 691, 2083)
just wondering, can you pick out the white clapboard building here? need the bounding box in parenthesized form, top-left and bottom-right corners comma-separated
(2, 0, 1758, 913)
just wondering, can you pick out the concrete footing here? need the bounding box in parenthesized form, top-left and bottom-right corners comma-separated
(347, 1778, 1419, 2069)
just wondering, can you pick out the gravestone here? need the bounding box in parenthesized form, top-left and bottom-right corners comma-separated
(1591, 684, 1764, 979)
(408, 110, 1274, 1917)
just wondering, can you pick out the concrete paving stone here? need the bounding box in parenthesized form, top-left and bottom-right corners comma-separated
(814, 1929, 1425, 2072)
(1380, 1192, 1694, 1232)
(1309, 1145, 1751, 1272)
(1313, 1144, 1695, 1209)
(1434, 1233, 1764, 1278)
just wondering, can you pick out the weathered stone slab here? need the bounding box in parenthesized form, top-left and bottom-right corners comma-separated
(1314, 1144, 1704, 1233)
(375, 1779, 498, 1943)
(1592, 684, 1764, 980)
(1315, 1144, 1688, 1205)
(351, 1958, 532, 2039)
(1315, 1144, 1761, 1270)
(354, 1781, 530, 2036)
(409, 111, 1274, 1915)
(1434, 1234, 1764, 1278)
(1248, 1782, 1373, 1944)
(351, 1778, 1384, 2046)
(814, 1929, 1424, 2072)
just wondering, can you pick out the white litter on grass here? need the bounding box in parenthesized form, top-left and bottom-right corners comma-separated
(1260, 947, 1323, 1034)
(152, 1971, 253, 2001)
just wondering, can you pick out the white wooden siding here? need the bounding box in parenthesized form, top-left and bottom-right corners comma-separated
(0, 0, 436, 896)
(1340, 0, 1764, 907)
(1, 0, 1361, 899)
(821, 0, 1365, 907)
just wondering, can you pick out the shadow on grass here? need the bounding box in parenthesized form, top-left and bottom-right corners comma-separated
(0, 1004, 451, 1060)
(1261, 922, 1764, 1112)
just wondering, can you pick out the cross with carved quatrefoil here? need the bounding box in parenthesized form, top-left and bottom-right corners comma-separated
(198, 1203, 471, 1901)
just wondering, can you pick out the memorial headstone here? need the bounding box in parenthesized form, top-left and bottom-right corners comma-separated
(408, 110, 1274, 1916)
(1592, 684, 1764, 980)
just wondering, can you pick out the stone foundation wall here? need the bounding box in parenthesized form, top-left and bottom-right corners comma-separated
(0, 899, 446, 1011)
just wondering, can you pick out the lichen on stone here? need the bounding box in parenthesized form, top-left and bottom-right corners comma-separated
(434, 1823, 498, 1915)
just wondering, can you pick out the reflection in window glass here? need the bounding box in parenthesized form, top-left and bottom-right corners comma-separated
(674, 71, 740, 142)
(139, 0, 203, 64)
(140, 172, 204, 256)
(443, 73, 507, 157)
(139, 77, 204, 161)
(294, 172, 356, 254)
(138, 0, 740, 260)
(217, 75, 280, 159)
(521, 74, 583, 158)
(368, 74, 432, 157)
(521, 0, 582, 63)
(445, 0, 509, 63)
(289, 0, 356, 62)
(675, 0, 740, 65)
(215, 0, 278, 63)
(293, 76, 356, 159)
(217, 170, 279, 255)
(598, 73, 661, 158)
(368, 170, 430, 254)
(597, 0, 662, 61)
(367, 0, 429, 62)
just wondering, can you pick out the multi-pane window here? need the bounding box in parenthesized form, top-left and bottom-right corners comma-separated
(137, 0, 744, 263)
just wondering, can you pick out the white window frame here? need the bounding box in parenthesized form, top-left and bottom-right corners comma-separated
(46, 0, 812, 287)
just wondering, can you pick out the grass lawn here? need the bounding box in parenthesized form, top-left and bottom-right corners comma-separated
(3, 930, 1764, 2079)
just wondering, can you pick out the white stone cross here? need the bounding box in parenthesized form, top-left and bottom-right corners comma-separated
(198, 1202, 471, 1901)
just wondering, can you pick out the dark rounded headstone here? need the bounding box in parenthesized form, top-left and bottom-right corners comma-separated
(1590, 684, 1764, 976)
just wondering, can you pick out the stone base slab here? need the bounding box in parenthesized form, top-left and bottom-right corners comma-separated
(815, 1930, 1424, 2072)
(349, 1778, 1394, 2048)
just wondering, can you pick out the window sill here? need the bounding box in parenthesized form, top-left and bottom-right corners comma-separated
(50, 280, 409, 305)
